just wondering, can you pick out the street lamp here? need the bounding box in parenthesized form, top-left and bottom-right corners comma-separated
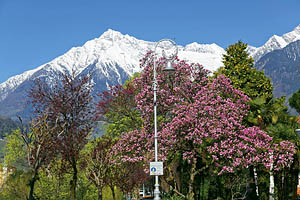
(295, 129, 300, 198)
(295, 129, 300, 137)
(152, 39, 178, 200)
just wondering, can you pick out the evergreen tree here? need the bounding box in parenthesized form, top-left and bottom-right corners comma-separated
(217, 40, 273, 101)
(289, 87, 300, 114)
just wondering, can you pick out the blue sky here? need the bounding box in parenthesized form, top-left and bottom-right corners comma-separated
(0, 0, 300, 83)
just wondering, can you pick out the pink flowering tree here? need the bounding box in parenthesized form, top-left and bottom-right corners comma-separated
(111, 53, 295, 198)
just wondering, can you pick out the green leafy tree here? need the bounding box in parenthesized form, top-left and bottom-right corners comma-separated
(216, 40, 273, 101)
(97, 73, 142, 138)
(289, 87, 300, 114)
(34, 166, 99, 200)
(19, 115, 59, 200)
(34, 169, 72, 200)
(0, 170, 31, 200)
(4, 129, 28, 169)
(0, 139, 6, 161)
(81, 136, 116, 200)
(3, 115, 59, 200)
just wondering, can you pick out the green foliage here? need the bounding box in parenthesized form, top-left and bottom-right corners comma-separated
(0, 140, 6, 161)
(102, 186, 123, 200)
(0, 170, 31, 200)
(34, 170, 72, 200)
(216, 40, 273, 100)
(248, 95, 299, 138)
(3, 129, 28, 170)
(248, 96, 282, 126)
(0, 166, 123, 200)
(214, 41, 299, 199)
(104, 110, 142, 137)
(99, 73, 143, 138)
(289, 87, 300, 114)
(34, 169, 100, 200)
(162, 195, 187, 200)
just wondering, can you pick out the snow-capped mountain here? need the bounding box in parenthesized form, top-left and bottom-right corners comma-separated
(249, 24, 300, 61)
(0, 29, 225, 119)
(2, 24, 300, 119)
(254, 40, 300, 99)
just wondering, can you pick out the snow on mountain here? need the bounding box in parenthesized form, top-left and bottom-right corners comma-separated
(2, 24, 300, 118)
(0, 29, 225, 103)
(0, 29, 226, 118)
(246, 45, 258, 57)
(250, 24, 300, 61)
(0, 67, 41, 101)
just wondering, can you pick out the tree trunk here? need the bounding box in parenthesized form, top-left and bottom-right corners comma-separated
(110, 185, 116, 200)
(294, 168, 299, 200)
(283, 170, 288, 200)
(253, 167, 259, 197)
(70, 161, 78, 200)
(292, 155, 299, 200)
(187, 161, 197, 199)
(269, 170, 275, 200)
(98, 186, 103, 200)
(28, 170, 39, 200)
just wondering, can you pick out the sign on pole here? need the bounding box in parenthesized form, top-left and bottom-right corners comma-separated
(150, 162, 163, 176)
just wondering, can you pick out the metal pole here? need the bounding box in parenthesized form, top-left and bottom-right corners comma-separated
(151, 39, 177, 200)
(269, 153, 275, 200)
(153, 51, 161, 200)
(295, 129, 300, 199)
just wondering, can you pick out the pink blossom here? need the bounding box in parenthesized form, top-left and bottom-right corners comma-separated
(110, 53, 296, 174)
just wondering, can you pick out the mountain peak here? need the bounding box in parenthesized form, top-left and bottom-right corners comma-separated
(250, 24, 300, 61)
(266, 34, 287, 48)
(184, 42, 224, 54)
(0, 29, 226, 119)
(99, 29, 126, 41)
(293, 24, 300, 31)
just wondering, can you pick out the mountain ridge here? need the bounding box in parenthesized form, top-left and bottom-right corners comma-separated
(0, 29, 225, 119)
(1, 25, 300, 119)
(254, 40, 300, 98)
(249, 24, 300, 61)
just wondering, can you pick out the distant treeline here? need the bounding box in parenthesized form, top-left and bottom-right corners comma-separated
(0, 115, 20, 138)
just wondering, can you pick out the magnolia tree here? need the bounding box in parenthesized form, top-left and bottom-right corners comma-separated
(111, 53, 295, 198)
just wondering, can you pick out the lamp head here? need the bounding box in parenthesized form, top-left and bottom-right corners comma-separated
(163, 60, 176, 72)
(296, 129, 300, 137)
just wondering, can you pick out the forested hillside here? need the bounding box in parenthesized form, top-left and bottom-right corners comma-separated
(0, 115, 19, 138)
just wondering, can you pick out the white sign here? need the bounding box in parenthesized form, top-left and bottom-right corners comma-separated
(150, 162, 163, 176)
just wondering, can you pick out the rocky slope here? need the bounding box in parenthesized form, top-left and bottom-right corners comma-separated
(254, 40, 300, 98)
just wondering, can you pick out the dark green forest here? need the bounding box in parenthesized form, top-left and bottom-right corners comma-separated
(0, 115, 19, 138)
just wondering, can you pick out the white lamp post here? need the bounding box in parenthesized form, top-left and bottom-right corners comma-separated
(295, 129, 300, 198)
(295, 129, 300, 136)
(151, 39, 178, 200)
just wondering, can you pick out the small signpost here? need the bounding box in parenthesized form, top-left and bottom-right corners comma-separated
(298, 171, 300, 196)
(150, 162, 163, 176)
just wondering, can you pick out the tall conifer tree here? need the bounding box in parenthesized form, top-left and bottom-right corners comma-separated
(217, 40, 273, 101)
